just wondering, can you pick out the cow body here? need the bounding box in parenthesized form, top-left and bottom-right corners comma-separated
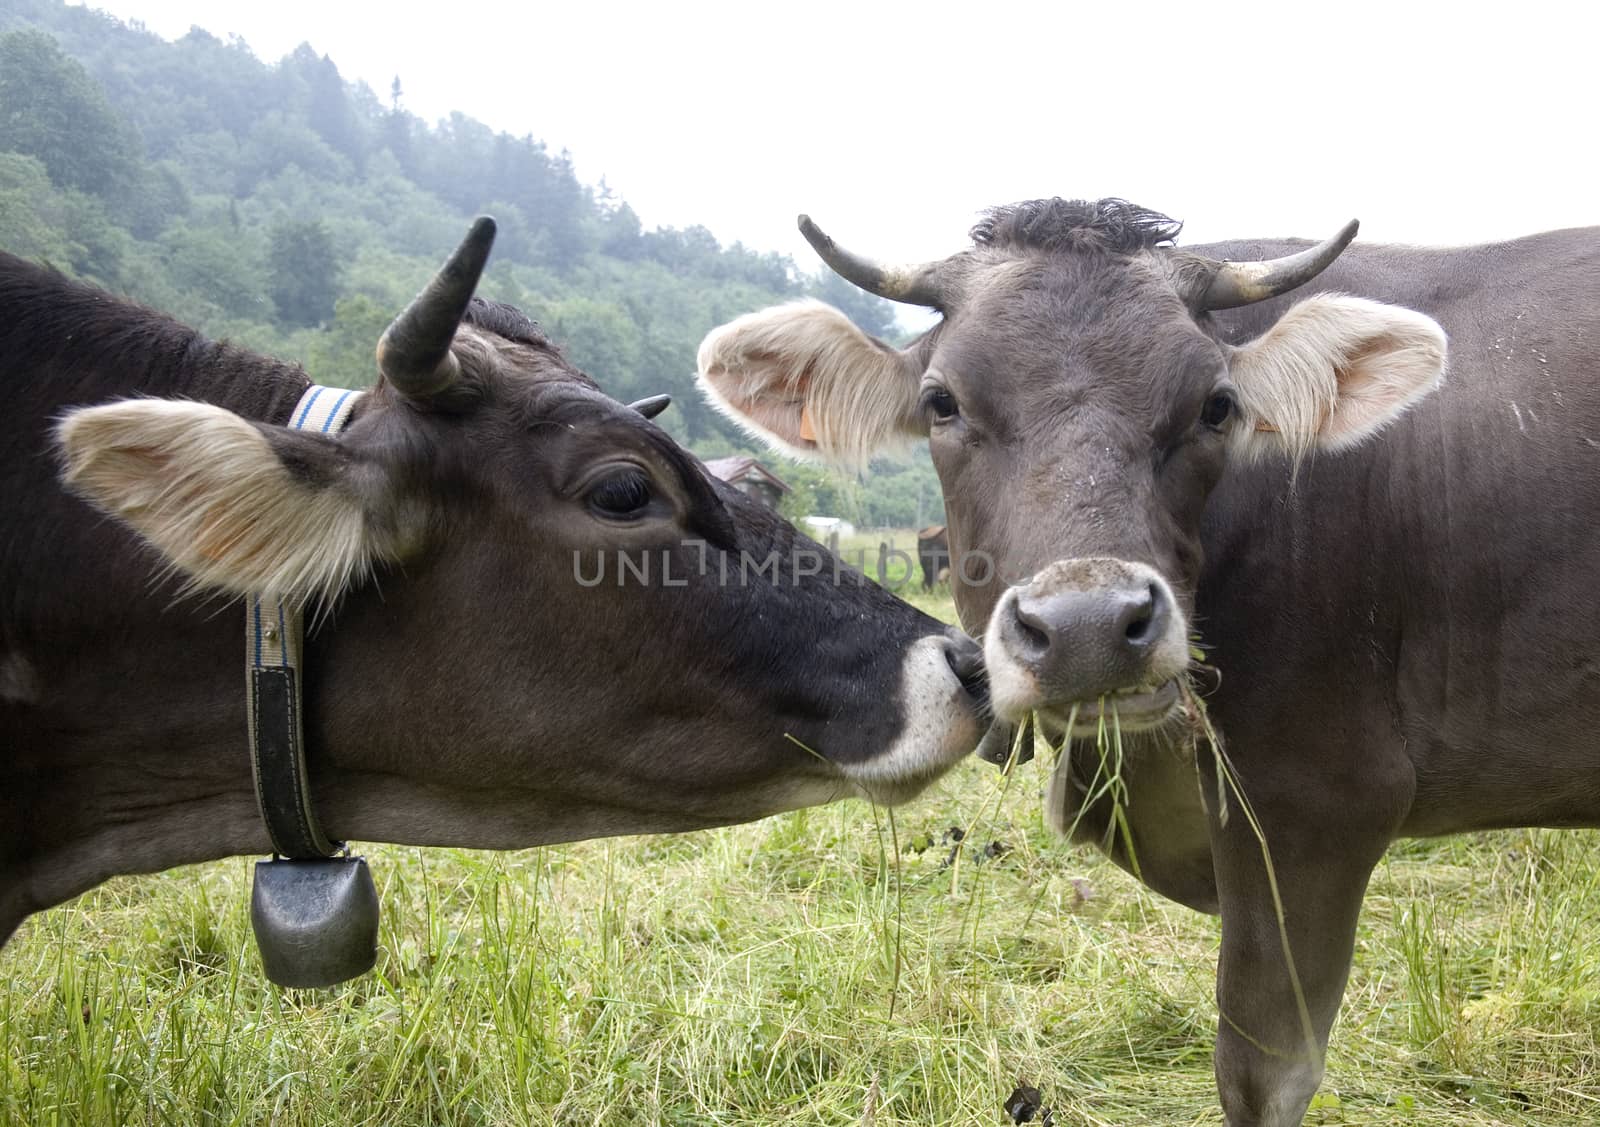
(0, 225, 989, 951)
(1201, 228, 1600, 842)
(1060, 228, 1600, 1123)
(699, 206, 1600, 1125)
(915, 525, 949, 590)
(1058, 228, 1600, 888)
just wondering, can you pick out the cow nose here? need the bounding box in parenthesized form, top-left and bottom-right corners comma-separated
(1014, 581, 1168, 654)
(941, 627, 988, 700)
(1008, 579, 1172, 698)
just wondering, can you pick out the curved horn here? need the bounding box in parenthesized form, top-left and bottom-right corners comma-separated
(628, 394, 672, 419)
(1197, 219, 1359, 311)
(798, 214, 945, 308)
(377, 216, 497, 397)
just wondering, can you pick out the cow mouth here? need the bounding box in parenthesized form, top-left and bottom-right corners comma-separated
(1040, 679, 1183, 737)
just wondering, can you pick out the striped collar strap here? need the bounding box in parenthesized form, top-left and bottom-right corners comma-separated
(246, 384, 364, 858)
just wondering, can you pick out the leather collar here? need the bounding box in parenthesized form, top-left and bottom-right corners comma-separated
(246, 385, 363, 857)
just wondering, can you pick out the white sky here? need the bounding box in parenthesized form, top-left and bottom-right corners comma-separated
(71, 0, 1600, 269)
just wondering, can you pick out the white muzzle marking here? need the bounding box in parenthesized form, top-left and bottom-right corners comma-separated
(839, 634, 982, 804)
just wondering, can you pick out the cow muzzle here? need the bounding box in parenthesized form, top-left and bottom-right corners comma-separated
(984, 559, 1191, 736)
(838, 628, 990, 804)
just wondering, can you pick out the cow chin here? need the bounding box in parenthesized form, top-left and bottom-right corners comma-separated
(1037, 681, 1185, 738)
(836, 633, 988, 806)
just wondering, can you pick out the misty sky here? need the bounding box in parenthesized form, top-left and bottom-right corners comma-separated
(71, 0, 1597, 272)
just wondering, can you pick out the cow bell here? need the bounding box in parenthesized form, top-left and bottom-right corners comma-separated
(250, 856, 379, 988)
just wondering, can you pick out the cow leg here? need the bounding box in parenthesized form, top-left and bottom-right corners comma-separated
(1209, 792, 1397, 1127)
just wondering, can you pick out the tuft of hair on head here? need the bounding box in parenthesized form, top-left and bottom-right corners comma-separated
(462, 297, 556, 352)
(971, 198, 1184, 255)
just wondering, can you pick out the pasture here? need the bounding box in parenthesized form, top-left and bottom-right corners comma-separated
(831, 528, 944, 607)
(5, 579, 1600, 1125)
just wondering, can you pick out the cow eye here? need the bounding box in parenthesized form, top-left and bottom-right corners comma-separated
(1200, 391, 1234, 429)
(922, 387, 959, 422)
(587, 469, 653, 519)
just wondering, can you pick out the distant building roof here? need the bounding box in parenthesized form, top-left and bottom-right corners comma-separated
(703, 455, 791, 494)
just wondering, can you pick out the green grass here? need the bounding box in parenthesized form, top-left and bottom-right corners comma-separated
(10, 801, 1600, 1125)
(832, 527, 957, 624)
(8, 789, 1600, 1124)
(7, 583, 1600, 1125)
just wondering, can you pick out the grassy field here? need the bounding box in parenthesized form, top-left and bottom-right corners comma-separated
(830, 529, 956, 623)
(6, 568, 1600, 1125)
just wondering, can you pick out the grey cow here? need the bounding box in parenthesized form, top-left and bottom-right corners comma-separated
(699, 198, 1600, 1126)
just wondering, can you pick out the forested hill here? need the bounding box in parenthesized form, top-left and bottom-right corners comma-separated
(0, 0, 944, 528)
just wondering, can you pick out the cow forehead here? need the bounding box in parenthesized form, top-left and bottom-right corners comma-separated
(404, 330, 688, 481)
(935, 251, 1224, 414)
(446, 328, 667, 438)
(456, 324, 596, 394)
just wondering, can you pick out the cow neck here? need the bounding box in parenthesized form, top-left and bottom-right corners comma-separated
(247, 384, 364, 858)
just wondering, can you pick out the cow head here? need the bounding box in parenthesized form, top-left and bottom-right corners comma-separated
(53, 220, 990, 843)
(698, 200, 1445, 738)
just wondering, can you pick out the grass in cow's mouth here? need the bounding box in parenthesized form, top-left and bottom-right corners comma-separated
(1181, 682, 1318, 1058)
(1042, 701, 1144, 883)
(1042, 682, 1318, 1057)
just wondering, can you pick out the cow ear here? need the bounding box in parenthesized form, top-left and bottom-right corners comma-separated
(697, 299, 925, 468)
(1228, 294, 1447, 460)
(56, 399, 397, 605)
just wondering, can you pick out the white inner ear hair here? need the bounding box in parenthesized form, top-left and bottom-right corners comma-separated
(697, 299, 919, 469)
(1229, 293, 1447, 464)
(57, 399, 376, 607)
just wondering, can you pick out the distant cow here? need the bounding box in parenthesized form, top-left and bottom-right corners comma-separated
(700, 198, 1600, 1126)
(0, 218, 989, 950)
(916, 525, 949, 590)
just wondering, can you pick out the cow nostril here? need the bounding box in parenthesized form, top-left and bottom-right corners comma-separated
(942, 630, 987, 697)
(1017, 620, 1049, 651)
(1011, 602, 1051, 656)
(943, 635, 989, 711)
(1124, 584, 1159, 642)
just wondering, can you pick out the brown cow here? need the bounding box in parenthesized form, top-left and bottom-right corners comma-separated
(916, 525, 950, 590)
(0, 218, 991, 951)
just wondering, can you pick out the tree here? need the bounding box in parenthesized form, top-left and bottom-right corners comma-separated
(807, 269, 899, 340)
(295, 47, 363, 168)
(777, 461, 864, 524)
(120, 160, 191, 240)
(546, 297, 644, 395)
(268, 219, 341, 328)
(303, 294, 390, 387)
(235, 111, 350, 193)
(381, 107, 414, 171)
(641, 225, 723, 274)
(162, 221, 268, 319)
(0, 29, 140, 197)
(0, 0, 821, 466)
(0, 152, 78, 264)
(598, 200, 643, 259)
